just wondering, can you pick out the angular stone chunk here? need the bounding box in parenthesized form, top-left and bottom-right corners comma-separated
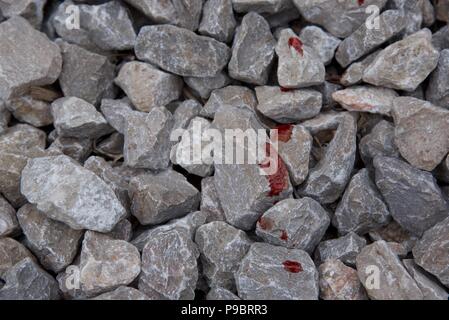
(199, 0, 236, 43)
(403, 259, 448, 300)
(276, 28, 325, 89)
(432, 26, 449, 51)
(332, 86, 398, 116)
(48, 136, 93, 163)
(388, 0, 424, 36)
(374, 156, 448, 237)
(124, 0, 203, 31)
(363, 29, 440, 92)
(172, 100, 202, 131)
(333, 169, 391, 236)
(256, 86, 322, 123)
(336, 10, 405, 68)
(369, 221, 418, 253)
(299, 113, 357, 204)
(206, 287, 241, 300)
(59, 41, 115, 105)
(139, 228, 199, 300)
(392, 97, 449, 171)
(319, 259, 368, 300)
(0, 195, 18, 237)
(356, 240, 423, 300)
(79, 231, 141, 296)
(200, 177, 225, 223)
(5, 95, 53, 127)
(426, 49, 449, 109)
(232, 0, 292, 14)
(293, 0, 388, 38)
(316, 233, 367, 267)
(229, 12, 275, 85)
(17, 204, 83, 273)
(340, 50, 380, 87)
(21, 155, 126, 232)
(129, 170, 200, 226)
(0, 238, 35, 278)
(276, 125, 312, 186)
(51, 97, 112, 139)
(201, 86, 257, 119)
(299, 26, 340, 66)
(92, 286, 149, 300)
(0, 0, 46, 28)
(135, 24, 231, 77)
(359, 120, 399, 170)
(256, 198, 330, 253)
(184, 73, 231, 100)
(236, 243, 319, 300)
(195, 222, 252, 290)
(115, 62, 183, 113)
(413, 217, 449, 288)
(100, 98, 134, 135)
(123, 107, 174, 170)
(0, 258, 60, 300)
(0, 16, 61, 101)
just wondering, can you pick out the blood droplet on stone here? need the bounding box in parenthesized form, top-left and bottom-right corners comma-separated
(258, 217, 273, 230)
(276, 124, 293, 143)
(283, 260, 303, 273)
(280, 230, 288, 241)
(259, 143, 289, 197)
(288, 37, 304, 56)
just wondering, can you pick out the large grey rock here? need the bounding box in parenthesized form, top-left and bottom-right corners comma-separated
(319, 259, 368, 300)
(236, 243, 319, 300)
(123, 107, 174, 170)
(100, 98, 134, 135)
(0, 238, 35, 278)
(0, 258, 60, 300)
(299, 26, 341, 66)
(184, 72, 232, 100)
(363, 29, 440, 92)
(340, 50, 380, 87)
(79, 231, 141, 296)
(0, 16, 61, 101)
(403, 259, 448, 300)
(276, 28, 325, 89)
(256, 198, 330, 253)
(51, 97, 112, 139)
(293, 0, 388, 38)
(392, 97, 449, 171)
(17, 204, 83, 273)
(356, 240, 423, 300)
(0, 195, 18, 237)
(298, 112, 357, 204)
(195, 222, 252, 290)
(124, 0, 203, 31)
(199, 0, 236, 43)
(336, 10, 405, 68)
(426, 49, 449, 109)
(21, 155, 126, 232)
(58, 41, 115, 105)
(333, 169, 391, 236)
(332, 86, 399, 116)
(172, 99, 202, 131)
(374, 156, 448, 236)
(129, 170, 200, 226)
(255, 86, 322, 123)
(115, 62, 183, 113)
(139, 228, 199, 300)
(0, 0, 46, 28)
(200, 177, 225, 223)
(5, 95, 53, 127)
(92, 286, 150, 300)
(413, 217, 449, 288)
(228, 12, 275, 85)
(135, 24, 231, 77)
(316, 233, 367, 267)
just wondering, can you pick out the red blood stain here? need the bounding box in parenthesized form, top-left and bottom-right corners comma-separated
(258, 217, 273, 231)
(259, 143, 289, 197)
(280, 230, 288, 241)
(358, 0, 365, 5)
(283, 260, 303, 273)
(280, 87, 293, 93)
(276, 124, 293, 143)
(288, 37, 304, 56)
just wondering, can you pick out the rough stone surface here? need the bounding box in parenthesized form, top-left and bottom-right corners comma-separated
(232, 0, 293, 14)
(256, 198, 330, 253)
(356, 240, 423, 300)
(0, 237, 35, 278)
(21, 155, 126, 232)
(135, 24, 231, 77)
(206, 287, 241, 300)
(0, 0, 47, 28)
(200, 177, 226, 223)
(0, 195, 19, 237)
(333, 169, 391, 236)
(92, 286, 149, 300)
(0, 16, 61, 101)
(299, 26, 340, 66)
(17, 204, 83, 273)
(115, 61, 183, 113)
(184, 72, 231, 100)
(413, 217, 449, 288)
(199, 0, 236, 43)
(363, 29, 440, 92)
(316, 233, 367, 267)
(201, 85, 257, 118)
(5, 95, 53, 127)
(236, 243, 319, 300)
(403, 259, 448, 300)
(229, 12, 275, 85)
(48, 136, 93, 163)
(427, 49, 449, 109)
(319, 259, 368, 300)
